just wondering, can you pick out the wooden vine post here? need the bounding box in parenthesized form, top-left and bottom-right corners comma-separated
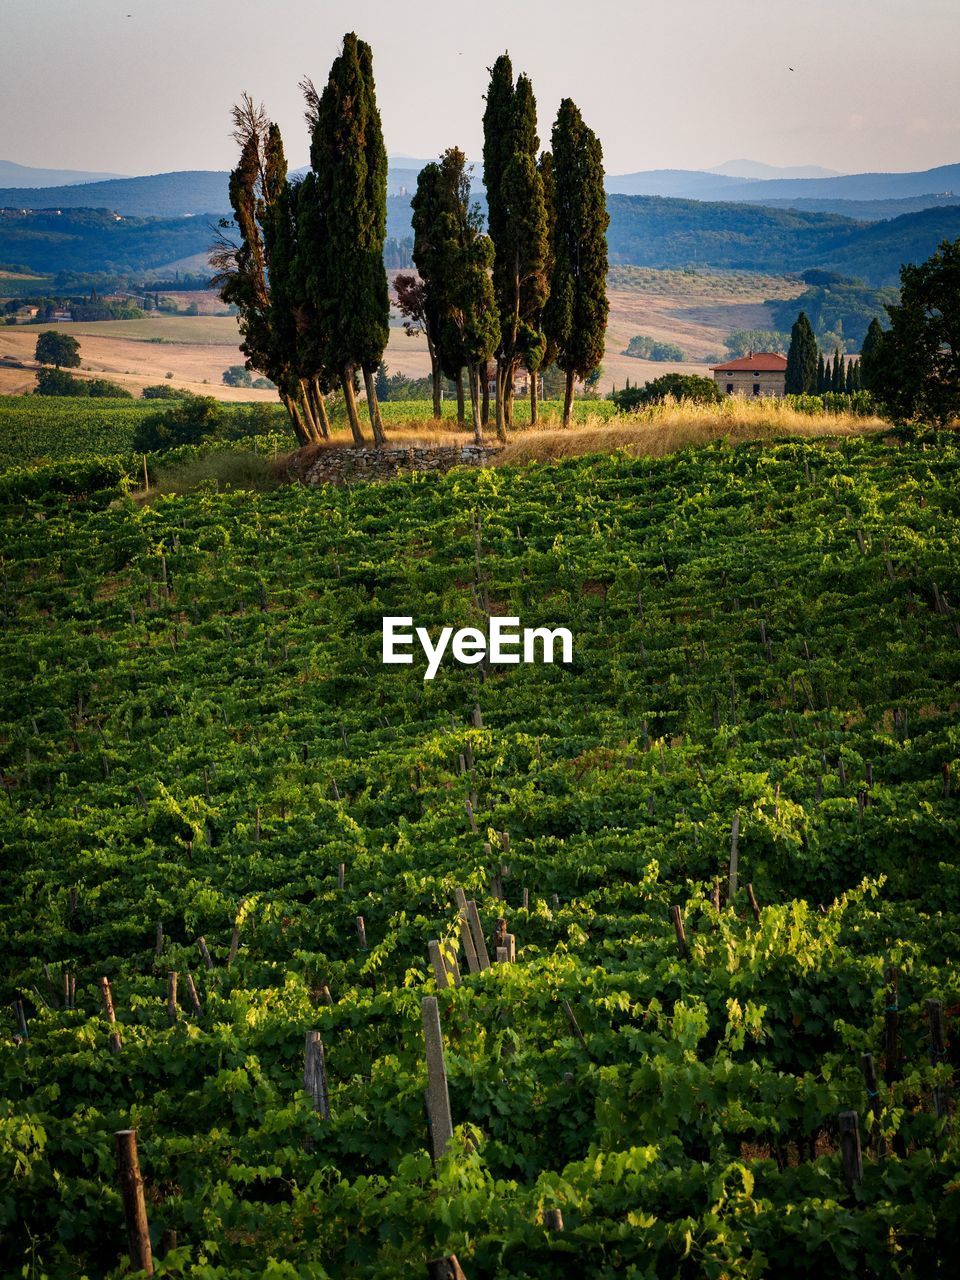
(100, 977, 122, 1053)
(728, 813, 740, 901)
(839, 1110, 863, 1188)
(427, 1256, 468, 1279)
(115, 1129, 154, 1275)
(926, 999, 946, 1119)
(421, 997, 454, 1162)
(304, 1031, 330, 1120)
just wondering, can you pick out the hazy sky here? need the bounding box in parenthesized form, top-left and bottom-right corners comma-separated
(3, 0, 958, 177)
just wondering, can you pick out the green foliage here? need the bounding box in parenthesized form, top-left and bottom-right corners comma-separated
(623, 334, 686, 362)
(223, 365, 254, 388)
(725, 329, 789, 357)
(34, 330, 80, 369)
(871, 237, 960, 424)
(859, 318, 885, 392)
(785, 312, 818, 394)
(769, 279, 898, 350)
(610, 372, 722, 411)
(142, 383, 194, 400)
(34, 368, 86, 396)
(1, 436, 960, 1275)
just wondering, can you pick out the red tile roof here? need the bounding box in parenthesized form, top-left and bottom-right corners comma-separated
(710, 352, 788, 373)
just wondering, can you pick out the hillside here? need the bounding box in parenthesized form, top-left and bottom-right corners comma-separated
(0, 159, 127, 187)
(605, 196, 960, 284)
(0, 207, 215, 274)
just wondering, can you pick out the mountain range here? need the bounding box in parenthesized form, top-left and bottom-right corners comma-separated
(0, 159, 127, 188)
(1, 158, 958, 220)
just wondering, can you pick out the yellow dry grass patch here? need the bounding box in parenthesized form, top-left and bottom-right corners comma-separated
(493, 398, 886, 465)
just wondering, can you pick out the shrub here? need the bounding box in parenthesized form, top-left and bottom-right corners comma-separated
(622, 334, 686, 361)
(610, 373, 721, 412)
(34, 368, 87, 396)
(142, 384, 192, 399)
(133, 396, 227, 451)
(86, 378, 133, 399)
(223, 365, 254, 388)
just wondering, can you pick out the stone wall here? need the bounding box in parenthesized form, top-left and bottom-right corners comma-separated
(301, 443, 501, 486)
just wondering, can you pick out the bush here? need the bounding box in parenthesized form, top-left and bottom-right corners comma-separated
(87, 378, 133, 399)
(252, 376, 276, 390)
(142, 384, 192, 399)
(34, 368, 88, 396)
(622, 334, 686, 361)
(132, 396, 227, 451)
(223, 365, 254, 388)
(610, 373, 722, 412)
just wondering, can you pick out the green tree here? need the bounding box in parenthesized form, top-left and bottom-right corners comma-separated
(132, 396, 226, 451)
(859, 317, 885, 392)
(303, 33, 390, 446)
(832, 348, 844, 392)
(34, 367, 86, 395)
(784, 312, 817, 394)
(610, 373, 720, 412)
(543, 98, 609, 426)
(34, 330, 80, 369)
(223, 365, 254, 388)
(394, 272, 442, 418)
(816, 351, 826, 394)
(483, 57, 549, 439)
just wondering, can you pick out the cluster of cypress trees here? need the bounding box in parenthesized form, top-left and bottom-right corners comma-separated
(215, 36, 609, 446)
(212, 34, 389, 448)
(784, 310, 862, 396)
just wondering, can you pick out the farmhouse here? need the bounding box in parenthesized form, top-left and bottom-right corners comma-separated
(710, 351, 787, 398)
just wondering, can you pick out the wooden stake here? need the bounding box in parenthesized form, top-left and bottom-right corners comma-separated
(427, 1256, 468, 1280)
(428, 940, 451, 989)
(155, 922, 163, 957)
(356, 916, 367, 950)
(337, 862, 345, 891)
(861, 1052, 885, 1155)
(166, 972, 179, 1026)
(465, 901, 490, 969)
(100, 976, 121, 1052)
(545, 1208, 565, 1232)
(115, 1129, 154, 1274)
(728, 813, 740, 900)
(185, 972, 202, 1019)
(464, 798, 477, 834)
(671, 906, 688, 960)
(839, 1110, 863, 1188)
(227, 922, 241, 967)
(304, 1031, 330, 1120)
(561, 998, 590, 1054)
(422, 997, 454, 1161)
(746, 884, 761, 923)
(196, 937, 214, 970)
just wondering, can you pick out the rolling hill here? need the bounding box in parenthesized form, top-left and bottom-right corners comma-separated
(0, 159, 127, 187)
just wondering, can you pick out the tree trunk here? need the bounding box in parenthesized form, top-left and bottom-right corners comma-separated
(298, 380, 321, 443)
(429, 348, 442, 421)
(495, 361, 507, 442)
(282, 394, 311, 447)
(340, 368, 366, 447)
(563, 369, 575, 428)
(530, 367, 538, 426)
(454, 369, 466, 426)
(467, 364, 483, 445)
(504, 366, 514, 430)
(481, 363, 490, 426)
(363, 368, 388, 446)
(310, 378, 330, 438)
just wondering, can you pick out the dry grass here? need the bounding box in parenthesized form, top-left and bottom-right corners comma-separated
(493, 397, 886, 465)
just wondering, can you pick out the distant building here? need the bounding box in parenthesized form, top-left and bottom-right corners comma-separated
(710, 351, 787, 398)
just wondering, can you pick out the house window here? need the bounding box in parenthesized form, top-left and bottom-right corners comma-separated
(726, 383, 734, 393)
(753, 383, 761, 396)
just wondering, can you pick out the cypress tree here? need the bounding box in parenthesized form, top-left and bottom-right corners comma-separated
(543, 98, 609, 427)
(845, 358, 855, 394)
(859, 317, 885, 391)
(303, 33, 390, 446)
(410, 162, 447, 419)
(816, 350, 826, 394)
(483, 58, 549, 440)
(832, 348, 844, 392)
(528, 148, 556, 425)
(784, 311, 817, 394)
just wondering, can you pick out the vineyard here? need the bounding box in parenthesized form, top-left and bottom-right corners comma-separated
(2, 429, 960, 1277)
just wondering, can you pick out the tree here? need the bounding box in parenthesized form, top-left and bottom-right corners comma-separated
(304, 33, 390, 447)
(35, 368, 86, 396)
(859, 317, 885, 392)
(132, 396, 227, 452)
(483, 57, 549, 439)
(394, 272, 442, 418)
(871, 237, 960, 423)
(543, 98, 609, 426)
(832, 348, 844, 392)
(35, 330, 80, 369)
(784, 312, 817, 394)
(816, 351, 826, 394)
(223, 365, 254, 388)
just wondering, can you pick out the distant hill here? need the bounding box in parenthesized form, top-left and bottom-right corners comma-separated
(605, 161, 960, 210)
(708, 159, 840, 180)
(0, 159, 128, 187)
(0, 208, 215, 275)
(755, 193, 960, 221)
(0, 171, 232, 218)
(605, 196, 960, 285)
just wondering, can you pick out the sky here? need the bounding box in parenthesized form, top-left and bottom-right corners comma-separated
(2, 0, 959, 178)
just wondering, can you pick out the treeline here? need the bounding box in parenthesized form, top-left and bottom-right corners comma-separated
(214, 34, 608, 446)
